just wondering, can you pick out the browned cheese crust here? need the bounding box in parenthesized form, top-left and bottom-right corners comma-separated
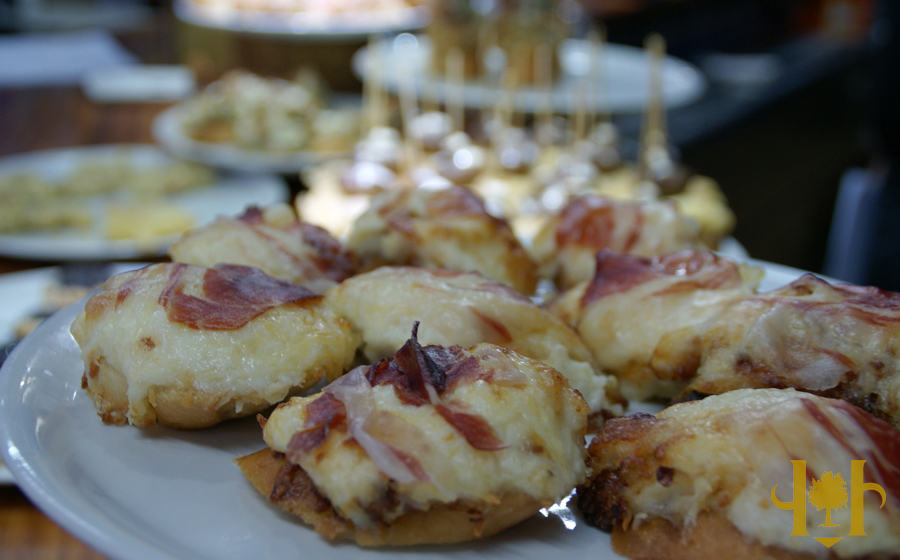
(236, 449, 542, 546)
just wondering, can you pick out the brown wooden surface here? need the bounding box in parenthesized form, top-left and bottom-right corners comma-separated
(0, 486, 107, 560)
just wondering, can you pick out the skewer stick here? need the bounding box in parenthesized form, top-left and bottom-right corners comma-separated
(446, 47, 465, 134)
(639, 33, 666, 179)
(572, 79, 588, 143)
(585, 28, 603, 135)
(593, 25, 611, 128)
(534, 42, 553, 146)
(478, 22, 499, 131)
(398, 64, 422, 168)
(510, 42, 529, 130)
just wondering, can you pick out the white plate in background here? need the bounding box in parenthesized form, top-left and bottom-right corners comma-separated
(173, 0, 431, 41)
(0, 145, 288, 261)
(153, 107, 350, 174)
(352, 35, 707, 114)
(0, 261, 807, 560)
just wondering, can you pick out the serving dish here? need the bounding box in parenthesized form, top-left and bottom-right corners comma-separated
(173, 0, 431, 41)
(0, 259, 805, 559)
(153, 105, 354, 175)
(0, 145, 288, 260)
(351, 35, 707, 114)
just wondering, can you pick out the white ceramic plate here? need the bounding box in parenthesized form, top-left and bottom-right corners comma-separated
(352, 35, 707, 114)
(0, 145, 288, 261)
(0, 260, 809, 560)
(153, 106, 352, 174)
(0, 263, 145, 484)
(173, 0, 431, 41)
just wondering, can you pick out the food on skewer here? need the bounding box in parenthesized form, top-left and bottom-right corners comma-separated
(237, 324, 589, 545)
(578, 388, 900, 560)
(324, 266, 624, 422)
(71, 263, 359, 429)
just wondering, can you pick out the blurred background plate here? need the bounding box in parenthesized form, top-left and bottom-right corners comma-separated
(352, 35, 707, 114)
(153, 106, 351, 174)
(173, 0, 431, 41)
(0, 145, 288, 261)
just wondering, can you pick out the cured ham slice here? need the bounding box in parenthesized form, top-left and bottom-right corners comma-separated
(346, 186, 538, 295)
(240, 327, 589, 545)
(578, 388, 900, 560)
(548, 250, 763, 401)
(325, 266, 624, 421)
(169, 203, 357, 293)
(71, 262, 359, 429)
(531, 195, 704, 289)
(684, 274, 900, 428)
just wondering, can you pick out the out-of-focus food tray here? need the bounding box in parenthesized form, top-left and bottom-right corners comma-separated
(352, 35, 707, 114)
(0, 145, 288, 261)
(173, 0, 431, 41)
(153, 106, 351, 174)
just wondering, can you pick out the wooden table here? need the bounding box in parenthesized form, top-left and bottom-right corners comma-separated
(0, 16, 178, 560)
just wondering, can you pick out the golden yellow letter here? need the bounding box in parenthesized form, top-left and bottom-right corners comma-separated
(772, 460, 809, 536)
(849, 460, 887, 536)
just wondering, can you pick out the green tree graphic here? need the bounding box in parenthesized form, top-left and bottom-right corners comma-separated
(808, 471, 848, 528)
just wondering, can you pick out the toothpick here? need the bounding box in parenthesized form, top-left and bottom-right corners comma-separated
(639, 33, 667, 179)
(398, 64, 422, 168)
(534, 42, 553, 146)
(447, 47, 465, 134)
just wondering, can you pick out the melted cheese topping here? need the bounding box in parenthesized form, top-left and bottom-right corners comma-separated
(693, 276, 900, 427)
(71, 263, 360, 426)
(264, 344, 588, 529)
(324, 266, 622, 416)
(169, 204, 351, 293)
(549, 257, 762, 401)
(347, 186, 538, 295)
(589, 389, 900, 558)
(531, 196, 704, 289)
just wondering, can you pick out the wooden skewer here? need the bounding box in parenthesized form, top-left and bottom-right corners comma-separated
(478, 22, 500, 132)
(361, 34, 375, 136)
(398, 64, 422, 168)
(594, 25, 612, 128)
(639, 33, 667, 179)
(586, 27, 606, 135)
(446, 47, 465, 134)
(534, 42, 553, 146)
(510, 41, 529, 130)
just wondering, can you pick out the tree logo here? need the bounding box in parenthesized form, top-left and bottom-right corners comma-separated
(772, 460, 887, 549)
(808, 471, 847, 528)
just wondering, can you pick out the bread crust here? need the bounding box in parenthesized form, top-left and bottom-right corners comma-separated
(236, 448, 544, 546)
